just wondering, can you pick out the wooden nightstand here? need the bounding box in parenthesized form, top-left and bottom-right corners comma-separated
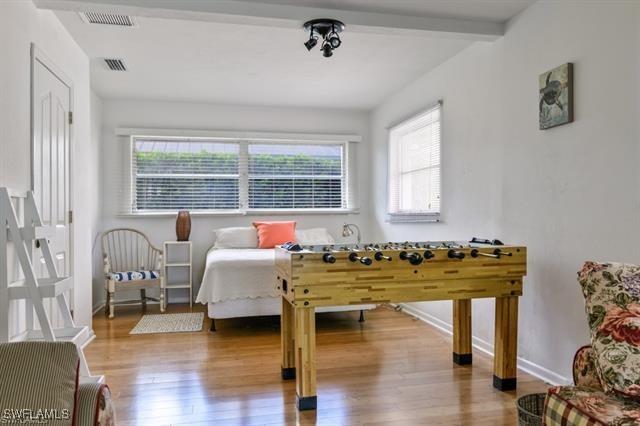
(163, 241, 193, 307)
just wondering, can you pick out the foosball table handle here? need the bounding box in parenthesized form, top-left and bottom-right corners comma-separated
(349, 252, 373, 266)
(470, 249, 499, 259)
(494, 249, 513, 258)
(374, 251, 392, 262)
(448, 250, 465, 260)
(399, 251, 423, 265)
(322, 253, 337, 264)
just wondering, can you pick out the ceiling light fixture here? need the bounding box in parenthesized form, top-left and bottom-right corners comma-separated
(303, 19, 345, 58)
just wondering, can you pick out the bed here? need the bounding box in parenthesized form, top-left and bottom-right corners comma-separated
(196, 227, 375, 329)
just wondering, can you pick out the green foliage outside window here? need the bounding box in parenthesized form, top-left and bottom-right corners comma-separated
(134, 151, 343, 210)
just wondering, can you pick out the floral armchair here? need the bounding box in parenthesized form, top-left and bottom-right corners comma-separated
(544, 262, 640, 425)
(544, 345, 640, 425)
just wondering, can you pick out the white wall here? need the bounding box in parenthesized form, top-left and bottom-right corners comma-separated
(369, 0, 640, 381)
(0, 1, 96, 330)
(97, 99, 370, 305)
(90, 91, 104, 310)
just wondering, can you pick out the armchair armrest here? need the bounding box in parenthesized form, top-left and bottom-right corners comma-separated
(150, 245, 163, 272)
(77, 383, 115, 426)
(102, 253, 112, 277)
(573, 345, 603, 390)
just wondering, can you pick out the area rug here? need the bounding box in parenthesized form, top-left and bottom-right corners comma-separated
(130, 312, 204, 334)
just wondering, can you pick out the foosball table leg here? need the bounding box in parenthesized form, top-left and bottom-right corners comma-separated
(295, 306, 317, 410)
(493, 295, 519, 391)
(452, 299, 472, 365)
(281, 296, 296, 380)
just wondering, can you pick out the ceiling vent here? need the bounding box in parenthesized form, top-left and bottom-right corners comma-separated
(79, 12, 137, 27)
(104, 58, 127, 71)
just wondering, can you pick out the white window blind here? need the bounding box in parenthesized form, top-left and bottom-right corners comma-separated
(388, 102, 441, 221)
(132, 138, 240, 212)
(129, 136, 350, 214)
(248, 143, 345, 209)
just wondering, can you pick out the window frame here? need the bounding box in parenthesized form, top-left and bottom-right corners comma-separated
(386, 101, 442, 223)
(126, 134, 357, 216)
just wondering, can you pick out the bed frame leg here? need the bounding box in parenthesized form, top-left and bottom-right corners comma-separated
(359, 310, 365, 323)
(209, 318, 216, 332)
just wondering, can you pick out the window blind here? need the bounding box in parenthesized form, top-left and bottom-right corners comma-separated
(129, 137, 349, 213)
(132, 138, 240, 212)
(248, 143, 345, 209)
(388, 103, 441, 218)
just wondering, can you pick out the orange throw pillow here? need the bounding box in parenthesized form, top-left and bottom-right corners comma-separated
(253, 221, 297, 249)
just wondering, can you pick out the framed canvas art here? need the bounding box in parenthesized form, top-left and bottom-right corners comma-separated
(539, 63, 573, 130)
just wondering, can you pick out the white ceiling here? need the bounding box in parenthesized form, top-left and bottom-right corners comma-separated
(53, 1, 533, 110)
(238, 0, 534, 22)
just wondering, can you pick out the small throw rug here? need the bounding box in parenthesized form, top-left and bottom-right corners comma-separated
(130, 312, 204, 335)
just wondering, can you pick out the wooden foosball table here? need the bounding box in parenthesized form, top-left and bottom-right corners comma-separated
(275, 239, 526, 410)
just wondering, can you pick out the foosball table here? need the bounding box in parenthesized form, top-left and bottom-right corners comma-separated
(275, 239, 526, 410)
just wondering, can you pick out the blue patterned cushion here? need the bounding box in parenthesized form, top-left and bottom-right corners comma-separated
(109, 270, 159, 282)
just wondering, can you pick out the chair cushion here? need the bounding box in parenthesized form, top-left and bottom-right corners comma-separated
(545, 385, 640, 425)
(578, 261, 640, 398)
(0, 341, 79, 425)
(110, 270, 159, 282)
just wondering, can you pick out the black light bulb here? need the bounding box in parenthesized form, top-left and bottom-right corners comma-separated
(328, 34, 341, 49)
(304, 36, 318, 51)
(322, 43, 333, 57)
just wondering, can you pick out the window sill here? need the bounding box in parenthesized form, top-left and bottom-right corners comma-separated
(118, 208, 360, 218)
(386, 213, 441, 223)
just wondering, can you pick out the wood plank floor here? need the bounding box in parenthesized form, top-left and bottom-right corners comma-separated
(86, 304, 548, 425)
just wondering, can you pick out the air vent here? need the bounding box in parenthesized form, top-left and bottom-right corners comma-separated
(104, 59, 127, 71)
(79, 12, 137, 27)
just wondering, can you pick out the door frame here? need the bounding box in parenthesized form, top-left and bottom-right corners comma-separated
(29, 43, 75, 292)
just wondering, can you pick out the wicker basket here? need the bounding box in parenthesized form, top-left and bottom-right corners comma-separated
(516, 393, 546, 426)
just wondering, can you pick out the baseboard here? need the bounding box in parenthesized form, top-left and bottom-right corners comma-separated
(82, 329, 96, 348)
(398, 303, 572, 386)
(92, 297, 192, 316)
(92, 303, 105, 315)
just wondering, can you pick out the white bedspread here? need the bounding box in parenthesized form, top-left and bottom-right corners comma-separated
(196, 248, 279, 304)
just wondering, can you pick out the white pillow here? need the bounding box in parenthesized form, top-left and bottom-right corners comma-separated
(295, 228, 335, 245)
(214, 227, 259, 249)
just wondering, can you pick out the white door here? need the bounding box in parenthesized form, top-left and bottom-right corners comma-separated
(32, 50, 72, 325)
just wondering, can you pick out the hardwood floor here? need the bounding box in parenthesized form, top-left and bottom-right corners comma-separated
(86, 304, 548, 425)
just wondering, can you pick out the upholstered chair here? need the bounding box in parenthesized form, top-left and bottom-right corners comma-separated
(0, 341, 115, 425)
(101, 228, 165, 318)
(544, 262, 640, 425)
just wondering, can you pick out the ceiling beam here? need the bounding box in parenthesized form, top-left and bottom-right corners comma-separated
(34, 0, 504, 41)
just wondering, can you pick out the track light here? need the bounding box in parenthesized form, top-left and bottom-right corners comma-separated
(322, 42, 333, 58)
(304, 36, 318, 51)
(327, 30, 341, 49)
(302, 19, 345, 58)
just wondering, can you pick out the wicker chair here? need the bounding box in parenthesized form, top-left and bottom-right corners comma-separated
(102, 228, 165, 319)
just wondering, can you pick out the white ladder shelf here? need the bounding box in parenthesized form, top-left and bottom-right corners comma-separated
(0, 187, 102, 383)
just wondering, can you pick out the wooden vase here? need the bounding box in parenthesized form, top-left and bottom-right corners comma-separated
(176, 210, 191, 241)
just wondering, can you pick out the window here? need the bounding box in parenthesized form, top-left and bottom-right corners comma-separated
(248, 143, 345, 209)
(387, 102, 441, 221)
(129, 136, 350, 214)
(133, 139, 240, 211)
